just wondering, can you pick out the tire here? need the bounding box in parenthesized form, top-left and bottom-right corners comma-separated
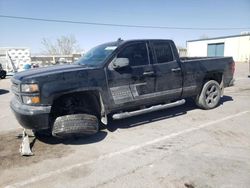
(1, 75, 6, 79)
(195, 80, 221, 110)
(52, 114, 99, 138)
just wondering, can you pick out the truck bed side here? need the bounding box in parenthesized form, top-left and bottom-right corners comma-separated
(180, 57, 234, 98)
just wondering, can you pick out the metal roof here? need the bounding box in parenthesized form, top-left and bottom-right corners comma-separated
(187, 33, 250, 42)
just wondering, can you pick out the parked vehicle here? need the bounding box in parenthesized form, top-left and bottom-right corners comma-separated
(10, 39, 235, 138)
(0, 64, 7, 79)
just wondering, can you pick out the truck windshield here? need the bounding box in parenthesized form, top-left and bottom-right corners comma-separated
(77, 43, 117, 66)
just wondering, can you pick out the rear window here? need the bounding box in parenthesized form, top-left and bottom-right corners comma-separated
(152, 41, 174, 64)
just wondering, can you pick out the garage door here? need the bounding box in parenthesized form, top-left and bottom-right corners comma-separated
(207, 43, 224, 57)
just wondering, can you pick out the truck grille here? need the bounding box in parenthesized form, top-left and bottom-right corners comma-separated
(11, 82, 19, 93)
(11, 79, 21, 102)
(14, 93, 22, 102)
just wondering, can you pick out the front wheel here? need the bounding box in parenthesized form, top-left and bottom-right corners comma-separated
(195, 80, 221, 110)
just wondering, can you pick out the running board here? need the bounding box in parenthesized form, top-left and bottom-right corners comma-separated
(112, 99, 186, 120)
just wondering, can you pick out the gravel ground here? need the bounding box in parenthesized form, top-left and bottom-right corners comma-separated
(0, 62, 250, 188)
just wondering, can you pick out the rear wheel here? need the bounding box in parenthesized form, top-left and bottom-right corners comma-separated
(195, 80, 221, 110)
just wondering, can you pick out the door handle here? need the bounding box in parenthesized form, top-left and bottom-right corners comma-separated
(143, 71, 155, 76)
(171, 68, 181, 72)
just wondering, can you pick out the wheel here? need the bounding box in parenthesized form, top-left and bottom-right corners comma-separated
(52, 114, 99, 138)
(195, 80, 221, 110)
(1, 75, 6, 79)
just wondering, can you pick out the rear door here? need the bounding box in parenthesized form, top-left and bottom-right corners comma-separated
(106, 41, 156, 109)
(150, 41, 183, 100)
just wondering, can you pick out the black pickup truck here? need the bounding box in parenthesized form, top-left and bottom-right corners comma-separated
(10, 39, 235, 138)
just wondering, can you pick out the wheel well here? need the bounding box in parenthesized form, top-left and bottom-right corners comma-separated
(203, 72, 223, 85)
(50, 90, 101, 121)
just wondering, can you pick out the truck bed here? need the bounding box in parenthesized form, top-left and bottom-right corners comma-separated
(179, 56, 234, 98)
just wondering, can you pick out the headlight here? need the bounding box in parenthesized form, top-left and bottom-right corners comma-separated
(22, 96, 40, 104)
(21, 84, 39, 92)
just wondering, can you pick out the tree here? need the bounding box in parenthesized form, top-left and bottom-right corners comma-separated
(41, 35, 81, 55)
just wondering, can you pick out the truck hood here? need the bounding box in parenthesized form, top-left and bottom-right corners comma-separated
(13, 64, 94, 81)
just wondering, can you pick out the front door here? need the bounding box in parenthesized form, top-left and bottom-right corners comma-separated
(150, 41, 182, 100)
(106, 41, 156, 109)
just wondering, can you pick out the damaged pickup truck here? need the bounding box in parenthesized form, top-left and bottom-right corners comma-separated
(10, 39, 235, 138)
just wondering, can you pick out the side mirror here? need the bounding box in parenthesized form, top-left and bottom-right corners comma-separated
(113, 58, 129, 69)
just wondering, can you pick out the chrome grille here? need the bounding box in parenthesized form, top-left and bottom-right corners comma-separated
(11, 82, 19, 93)
(14, 93, 22, 102)
(11, 79, 21, 102)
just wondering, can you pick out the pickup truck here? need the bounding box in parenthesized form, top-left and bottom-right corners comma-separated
(10, 39, 235, 138)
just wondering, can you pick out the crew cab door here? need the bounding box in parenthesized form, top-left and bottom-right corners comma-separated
(150, 41, 183, 100)
(106, 41, 156, 109)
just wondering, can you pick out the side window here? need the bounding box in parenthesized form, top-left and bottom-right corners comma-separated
(117, 42, 149, 66)
(152, 42, 174, 64)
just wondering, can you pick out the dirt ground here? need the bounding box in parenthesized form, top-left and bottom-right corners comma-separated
(0, 130, 72, 170)
(0, 62, 250, 188)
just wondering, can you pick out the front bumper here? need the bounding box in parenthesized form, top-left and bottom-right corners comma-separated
(10, 97, 51, 130)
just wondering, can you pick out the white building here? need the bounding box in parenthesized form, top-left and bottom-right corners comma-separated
(0, 47, 31, 72)
(187, 33, 250, 63)
(178, 48, 187, 57)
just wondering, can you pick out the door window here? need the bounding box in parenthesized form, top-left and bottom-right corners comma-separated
(117, 43, 149, 66)
(152, 41, 174, 64)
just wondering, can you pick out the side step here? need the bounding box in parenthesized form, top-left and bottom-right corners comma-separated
(112, 99, 185, 120)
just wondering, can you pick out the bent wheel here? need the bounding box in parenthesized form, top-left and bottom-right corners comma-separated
(52, 114, 99, 138)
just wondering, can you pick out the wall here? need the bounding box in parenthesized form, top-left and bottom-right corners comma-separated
(178, 48, 187, 57)
(0, 47, 31, 72)
(187, 35, 250, 62)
